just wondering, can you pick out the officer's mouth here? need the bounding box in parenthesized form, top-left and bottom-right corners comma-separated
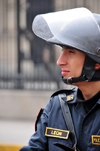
(61, 69, 70, 76)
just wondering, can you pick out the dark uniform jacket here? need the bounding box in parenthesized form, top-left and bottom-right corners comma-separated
(19, 87, 100, 151)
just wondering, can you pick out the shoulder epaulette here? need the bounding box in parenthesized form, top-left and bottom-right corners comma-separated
(51, 87, 77, 97)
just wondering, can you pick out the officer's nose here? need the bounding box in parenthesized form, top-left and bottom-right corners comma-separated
(56, 51, 67, 67)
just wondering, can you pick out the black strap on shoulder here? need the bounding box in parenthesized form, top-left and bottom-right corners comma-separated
(59, 94, 77, 150)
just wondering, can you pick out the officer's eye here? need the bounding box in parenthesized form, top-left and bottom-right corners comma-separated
(69, 50, 74, 53)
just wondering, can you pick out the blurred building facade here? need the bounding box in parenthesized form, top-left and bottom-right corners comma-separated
(0, 0, 100, 90)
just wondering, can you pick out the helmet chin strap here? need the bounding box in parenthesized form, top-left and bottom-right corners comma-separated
(62, 75, 88, 84)
(62, 55, 96, 85)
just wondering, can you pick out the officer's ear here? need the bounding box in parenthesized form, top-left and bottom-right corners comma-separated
(95, 63, 100, 70)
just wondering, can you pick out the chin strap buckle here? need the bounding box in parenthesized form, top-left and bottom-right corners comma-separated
(62, 76, 74, 84)
(67, 77, 74, 84)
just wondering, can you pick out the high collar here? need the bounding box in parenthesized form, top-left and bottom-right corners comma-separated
(61, 88, 100, 105)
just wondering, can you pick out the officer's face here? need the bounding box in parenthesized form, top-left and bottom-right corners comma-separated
(57, 46, 85, 81)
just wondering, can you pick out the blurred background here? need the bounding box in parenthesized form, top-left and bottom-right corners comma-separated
(0, 0, 100, 150)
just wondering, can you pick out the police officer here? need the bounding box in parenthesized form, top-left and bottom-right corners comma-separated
(19, 7, 100, 151)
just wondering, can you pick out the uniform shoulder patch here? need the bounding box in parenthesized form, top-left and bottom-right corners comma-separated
(35, 108, 44, 131)
(67, 95, 74, 101)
